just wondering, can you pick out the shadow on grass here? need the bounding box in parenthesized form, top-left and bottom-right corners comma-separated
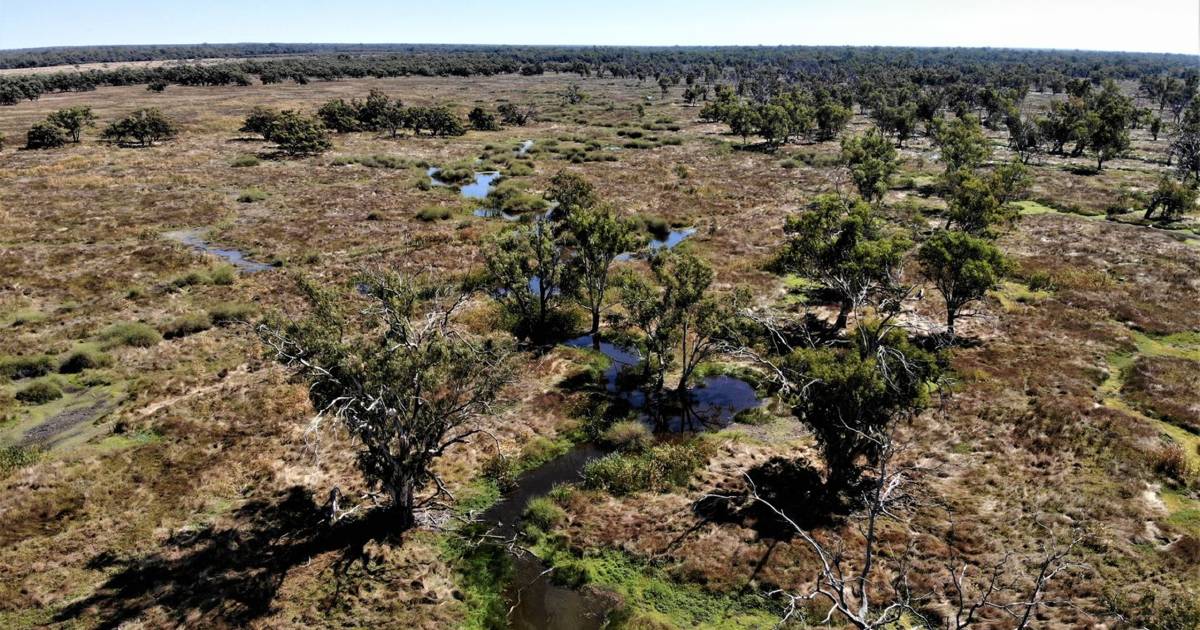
(693, 457, 848, 540)
(56, 486, 398, 628)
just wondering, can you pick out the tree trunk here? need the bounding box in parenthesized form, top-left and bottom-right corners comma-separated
(834, 299, 852, 331)
(389, 477, 416, 530)
(590, 308, 601, 345)
(946, 308, 957, 340)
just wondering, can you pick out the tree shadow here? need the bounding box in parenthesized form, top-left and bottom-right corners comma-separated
(56, 486, 397, 629)
(693, 457, 851, 540)
(1065, 164, 1101, 176)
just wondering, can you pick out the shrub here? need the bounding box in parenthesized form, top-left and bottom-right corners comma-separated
(523, 496, 566, 532)
(431, 165, 475, 185)
(582, 441, 711, 495)
(161, 313, 213, 339)
(1026, 271, 1056, 292)
(25, 121, 67, 149)
(230, 155, 260, 167)
(1153, 443, 1193, 484)
(172, 270, 209, 287)
(100, 322, 162, 348)
(59, 348, 113, 374)
(268, 110, 332, 156)
(240, 106, 280, 139)
(0, 354, 54, 380)
(469, 106, 500, 131)
(601, 420, 653, 452)
(16, 380, 62, 404)
(208, 302, 256, 325)
(237, 187, 268, 203)
(416, 206, 452, 222)
(102, 108, 178, 147)
(482, 453, 519, 491)
(209, 264, 237, 286)
(0, 445, 40, 476)
(486, 182, 548, 215)
(642, 216, 670, 240)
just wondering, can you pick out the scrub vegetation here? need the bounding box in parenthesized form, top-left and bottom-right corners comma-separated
(0, 43, 1197, 629)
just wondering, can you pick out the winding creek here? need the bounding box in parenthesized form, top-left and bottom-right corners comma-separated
(481, 334, 763, 628)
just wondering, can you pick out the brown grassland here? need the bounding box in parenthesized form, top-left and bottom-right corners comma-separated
(0, 73, 1198, 628)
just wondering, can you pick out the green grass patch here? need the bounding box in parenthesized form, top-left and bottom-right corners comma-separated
(0, 354, 54, 381)
(532, 545, 777, 629)
(98, 321, 162, 349)
(440, 532, 512, 630)
(236, 187, 268, 203)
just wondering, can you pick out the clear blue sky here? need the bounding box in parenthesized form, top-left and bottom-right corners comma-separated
(1, 0, 1197, 54)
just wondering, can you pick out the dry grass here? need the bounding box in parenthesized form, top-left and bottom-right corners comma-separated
(0, 73, 1196, 627)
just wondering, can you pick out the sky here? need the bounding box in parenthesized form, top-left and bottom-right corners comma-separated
(1, 0, 1197, 54)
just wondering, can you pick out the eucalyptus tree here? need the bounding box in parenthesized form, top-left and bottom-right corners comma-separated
(918, 230, 1012, 338)
(259, 272, 509, 528)
(778, 194, 911, 332)
(841, 127, 898, 205)
(564, 205, 642, 345)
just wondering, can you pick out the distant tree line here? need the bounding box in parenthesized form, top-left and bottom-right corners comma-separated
(2, 45, 1196, 107)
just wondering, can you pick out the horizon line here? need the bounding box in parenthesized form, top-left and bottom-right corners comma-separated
(2, 41, 1196, 57)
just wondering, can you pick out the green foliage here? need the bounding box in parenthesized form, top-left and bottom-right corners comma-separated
(15, 379, 63, 404)
(778, 194, 910, 329)
(944, 161, 1029, 236)
(240, 106, 280, 139)
(582, 440, 712, 495)
(238, 105, 278, 138)
(209, 264, 237, 285)
(1086, 79, 1133, 170)
(0, 354, 53, 381)
(0, 445, 41, 477)
(497, 102, 536, 126)
(485, 223, 569, 344)
(441, 534, 512, 630)
(522, 496, 566, 532)
(317, 98, 361, 132)
(933, 114, 991, 174)
(468, 106, 500, 131)
(46, 106, 96, 142)
(564, 203, 642, 335)
(841, 127, 898, 203)
(25, 120, 67, 149)
(230, 154, 259, 167)
(620, 250, 736, 395)
(331, 154, 408, 169)
(546, 170, 599, 218)
(600, 420, 653, 452)
(918, 230, 1012, 337)
(261, 272, 509, 525)
(236, 187, 268, 203)
(1144, 175, 1197, 221)
(99, 322, 162, 348)
(814, 96, 852, 141)
(267, 110, 331, 156)
(486, 182, 549, 215)
(416, 206, 452, 222)
(160, 313, 213, 339)
(101, 107, 178, 146)
(784, 325, 939, 489)
(58, 347, 112, 374)
(208, 302, 256, 325)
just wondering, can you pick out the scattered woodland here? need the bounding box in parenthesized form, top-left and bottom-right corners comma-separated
(0, 44, 1198, 629)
